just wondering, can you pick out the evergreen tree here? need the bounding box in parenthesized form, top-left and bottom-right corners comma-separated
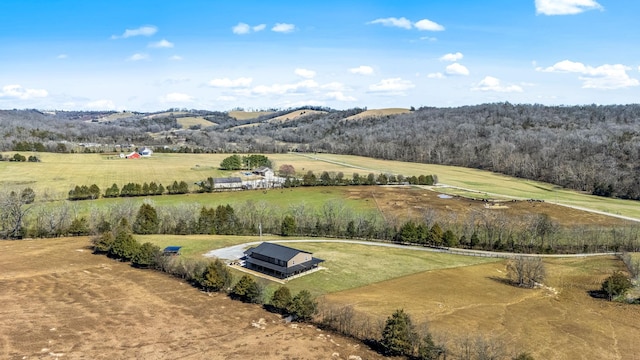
(281, 215, 296, 236)
(132, 242, 161, 268)
(288, 290, 317, 321)
(92, 231, 114, 253)
(68, 217, 89, 236)
(601, 271, 632, 301)
(220, 154, 242, 170)
(133, 203, 159, 234)
(380, 309, 416, 357)
(109, 219, 140, 261)
(270, 286, 293, 314)
(230, 274, 262, 303)
(199, 259, 232, 292)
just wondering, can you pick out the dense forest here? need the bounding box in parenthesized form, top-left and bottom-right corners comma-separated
(2, 103, 640, 199)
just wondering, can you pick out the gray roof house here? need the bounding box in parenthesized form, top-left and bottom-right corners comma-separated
(244, 242, 324, 279)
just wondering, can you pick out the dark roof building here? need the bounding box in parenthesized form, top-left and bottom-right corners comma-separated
(213, 177, 242, 189)
(244, 242, 324, 279)
(163, 246, 182, 256)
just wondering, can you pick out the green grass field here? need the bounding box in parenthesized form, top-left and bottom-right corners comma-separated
(3, 152, 640, 220)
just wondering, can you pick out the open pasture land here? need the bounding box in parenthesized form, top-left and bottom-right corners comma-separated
(0, 237, 385, 360)
(267, 109, 327, 123)
(2, 151, 640, 221)
(344, 107, 411, 120)
(227, 110, 274, 120)
(175, 116, 216, 129)
(322, 256, 640, 359)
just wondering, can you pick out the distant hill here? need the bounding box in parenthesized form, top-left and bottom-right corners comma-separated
(267, 109, 327, 123)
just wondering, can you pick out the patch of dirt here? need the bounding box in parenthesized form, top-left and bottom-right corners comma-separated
(0, 237, 385, 360)
(346, 186, 633, 227)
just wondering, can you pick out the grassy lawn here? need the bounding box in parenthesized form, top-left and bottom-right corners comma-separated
(269, 242, 499, 296)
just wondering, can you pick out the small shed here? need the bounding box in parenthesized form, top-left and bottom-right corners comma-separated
(163, 246, 182, 256)
(140, 147, 153, 157)
(126, 151, 141, 159)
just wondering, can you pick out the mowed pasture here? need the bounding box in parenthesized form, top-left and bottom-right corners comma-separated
(322, 256, 640, 359)
(344, 107, 411, 120)
(2, 152, 640, 221)
(0, 237, 385, 360)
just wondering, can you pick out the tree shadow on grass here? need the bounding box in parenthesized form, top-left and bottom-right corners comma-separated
(487, 276, 514, 286)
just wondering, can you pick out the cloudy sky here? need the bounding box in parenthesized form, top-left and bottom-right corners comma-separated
(1, 0, 638, 111)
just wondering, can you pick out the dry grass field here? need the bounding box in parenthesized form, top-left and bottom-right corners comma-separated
(322, 256, 640, 359)
(267, 110, 327, 123)
(227, 110, 274, 120)
(176, 116, 216, 129)
(0, 237, 385, 360)
(344, 108, 411, 120)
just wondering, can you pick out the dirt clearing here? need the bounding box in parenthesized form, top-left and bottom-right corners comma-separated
(0, 237, 384, 360)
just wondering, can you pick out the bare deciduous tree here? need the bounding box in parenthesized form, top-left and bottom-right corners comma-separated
(506, 256, 546, 288)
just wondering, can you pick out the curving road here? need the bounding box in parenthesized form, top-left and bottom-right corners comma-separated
(203, 239, 621, 261)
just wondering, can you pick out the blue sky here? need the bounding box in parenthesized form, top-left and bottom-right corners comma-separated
(0, 0, 638, 111)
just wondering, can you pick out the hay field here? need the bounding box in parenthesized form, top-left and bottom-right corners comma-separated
(267, 110, 327, 123)
(227, 110, 274, 120)
(323, 256, 640, 359)
(176, 116, 216, 129)
(344, 108, 411, 120)
(0, 237, 384, 360)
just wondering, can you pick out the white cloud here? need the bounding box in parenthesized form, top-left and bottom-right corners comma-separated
(325, 91, 357, 102)
(472, 76, 524, 92)
(0, 84, 48, 100)
(535, 0, 603, 15)
(208, 77, 253, 88)
(86, 99, 116, 110)
(169, 55, 183, 61)
(368, 17, 444, 31)
(57, 54, 68, 59)
(537, 60, 640, 89)
(149, 39, 174, 48)
(427, 72, 445, 79)
(414, 19, 445, 31)
(368, 17, 413, 29)
(128, 53, 149, 61)
(232, 22, 251, 35)
(445, 63, 470, 76)
(251, 80, 318, 96)
(217, 95, 237, 102)
(440, 52, 463, 62)
(161, 93, 194, 103)
(368, 78, 415, 95)
(294, 68, 316, 79)
(233, 22, 267, 34)
(349, 65, 374, 75)
(272, 23, 295, 33)
(112, 25, 157, 39)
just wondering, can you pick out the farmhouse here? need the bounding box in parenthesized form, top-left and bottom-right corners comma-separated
(253, 166, 274, 179)
(213, 177, 243, 190)
(244, 242, 324, 279)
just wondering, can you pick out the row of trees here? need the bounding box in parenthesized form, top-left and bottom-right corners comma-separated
(219, 154, 272, 170)
(69, 181, 190, 200)
(294, 170, 437, 187)
(0, 153, 40, 162)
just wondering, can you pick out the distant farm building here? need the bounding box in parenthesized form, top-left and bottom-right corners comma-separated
(244, 242, 324, 279)
(213, 177, 243, 190)
(139, 147, 153, 157)
(125, 151, 141, 159)
(253, 166, 274, 179)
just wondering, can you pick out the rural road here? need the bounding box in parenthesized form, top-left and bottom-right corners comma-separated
(203, 239, 621, 261)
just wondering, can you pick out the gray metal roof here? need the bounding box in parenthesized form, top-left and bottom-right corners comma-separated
(213, 177, 242, 184)
(244, 242, 311, 262)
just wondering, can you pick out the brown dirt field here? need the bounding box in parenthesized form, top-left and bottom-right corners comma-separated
(0, 237, 386, 360)
(344, 108, 411, 121)
(345, 186, 634, 227)
(322, 257, 640, 359)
